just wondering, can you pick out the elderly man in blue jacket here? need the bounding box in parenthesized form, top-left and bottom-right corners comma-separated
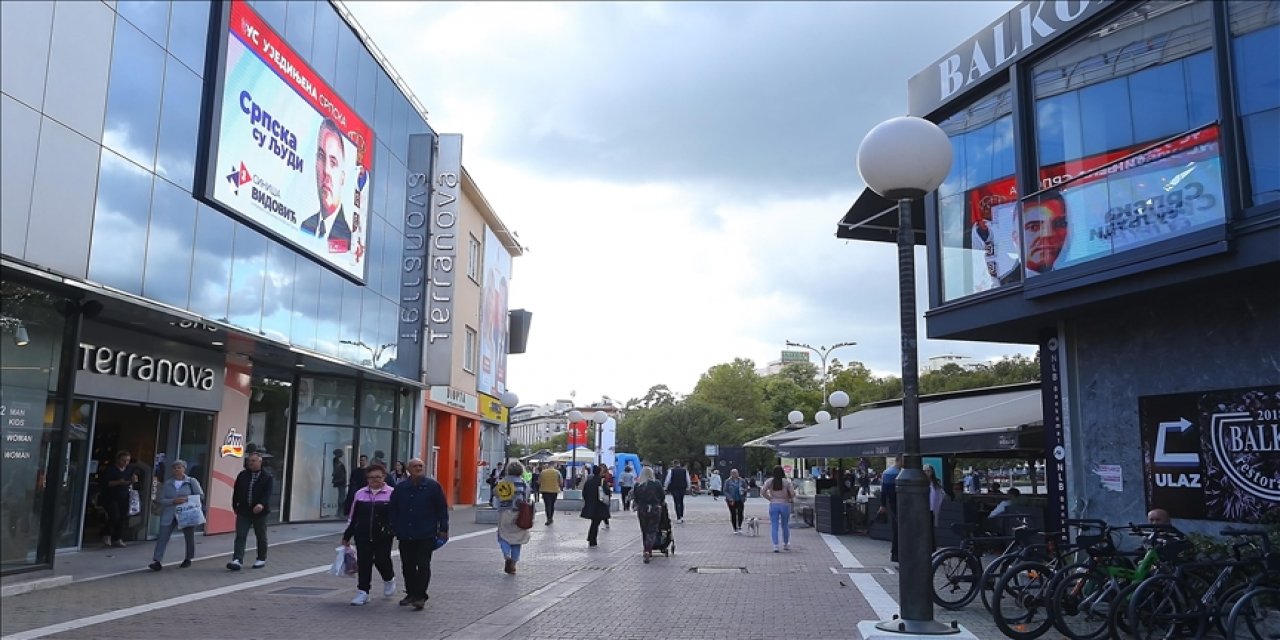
(389, 458, 448, 610)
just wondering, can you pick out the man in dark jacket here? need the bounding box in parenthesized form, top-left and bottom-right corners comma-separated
(344, 454, 369, 516)
(663, 460, 690, 523)
(227, 452, 274, 571)
(389, 458, 448, 610)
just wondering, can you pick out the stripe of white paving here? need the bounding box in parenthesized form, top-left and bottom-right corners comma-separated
(819, 532, 863, 568)
(849, 573, 899, 620)
(2, 528, 496, 640)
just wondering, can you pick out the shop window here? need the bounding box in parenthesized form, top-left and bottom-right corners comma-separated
(103, 18, 165, 171)
(361, 383, 397, 428)
(936, 85, 1017, 302)
(292, 424, 353, 520)
(0, 281, 70, 570)
(88, 150, 154, 295)
(297, 377, 356, 425)
(1229, 1, 1280, 207)
(358, 428, 393, 473)
(247, 375, 292, 523)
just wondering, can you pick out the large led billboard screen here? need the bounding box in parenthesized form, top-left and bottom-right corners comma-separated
(203, 0, 373, 281)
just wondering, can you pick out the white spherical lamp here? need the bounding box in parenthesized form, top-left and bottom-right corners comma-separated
(829, 390, 851, 409)
(787, 410, 804, 425)
(815, 410, 832, 423)
(857, 116, 953, 200)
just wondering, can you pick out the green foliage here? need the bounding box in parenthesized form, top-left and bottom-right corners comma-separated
(614, 353, 1042, 469)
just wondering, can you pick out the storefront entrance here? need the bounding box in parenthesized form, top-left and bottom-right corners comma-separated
(76, 401, 213, 548)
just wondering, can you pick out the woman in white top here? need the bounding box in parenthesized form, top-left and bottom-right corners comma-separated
(760, 465, 796, 552)
(924, 465, 944, 552)
(708, 469, 723, 499)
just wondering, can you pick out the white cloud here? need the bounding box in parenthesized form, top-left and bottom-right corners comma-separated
(348, 1, 1035, 406)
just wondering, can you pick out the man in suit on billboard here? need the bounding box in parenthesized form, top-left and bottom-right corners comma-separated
(300, 118, 352, 252)
(1022, 191, 1069, 275)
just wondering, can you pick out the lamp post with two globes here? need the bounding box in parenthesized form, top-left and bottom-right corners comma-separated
(857, 115, 957, 635)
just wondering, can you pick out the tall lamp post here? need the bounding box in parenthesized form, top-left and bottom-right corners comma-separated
(591, 410, 608, 469)
(829, 390, 850, 429)
(500, 391, 519, 468)
(567, 410, 584, 485)
(858, 116, 956, 635)
(784, 340, 856, 406)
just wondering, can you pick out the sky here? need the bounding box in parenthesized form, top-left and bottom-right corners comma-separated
(346, 1, 1035, 407)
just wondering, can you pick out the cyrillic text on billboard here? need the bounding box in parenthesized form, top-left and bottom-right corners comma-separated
(204, 0, 374, 281)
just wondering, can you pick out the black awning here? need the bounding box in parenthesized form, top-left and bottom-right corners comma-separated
(836, 188, 926, 246)
(771, 383, 1044, 458)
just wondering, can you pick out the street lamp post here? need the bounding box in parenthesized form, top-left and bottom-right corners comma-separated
(784, 340, 856, 406)
(500, 391, 520, 468)
(591, 410, 609, 469)
(829, 390, 850, 430)
(858, 116, 957, 635)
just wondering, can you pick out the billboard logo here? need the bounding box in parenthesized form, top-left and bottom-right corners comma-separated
(226, 163, 252, 195)
(220, 428, 246, 458)
(1210, 410, 1280, 502)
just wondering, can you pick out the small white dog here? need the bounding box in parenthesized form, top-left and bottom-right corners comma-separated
(744, 517, 760, 537)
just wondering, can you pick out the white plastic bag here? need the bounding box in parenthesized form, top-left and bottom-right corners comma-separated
(175, 495, 206, 528)
(330, 546, 347, 577)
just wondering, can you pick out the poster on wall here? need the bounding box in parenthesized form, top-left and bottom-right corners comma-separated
(203, 0, 373, 282)
(1139, 385, 1280, 523)
(477, 227, 512, 396)
(1023, 124, 1225, 279)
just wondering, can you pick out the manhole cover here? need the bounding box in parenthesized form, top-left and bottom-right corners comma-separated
(269, 587, 339, 596)
(688, 567, 748, 574)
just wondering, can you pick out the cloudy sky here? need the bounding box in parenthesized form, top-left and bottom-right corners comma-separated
(346, 1, 1034, 406)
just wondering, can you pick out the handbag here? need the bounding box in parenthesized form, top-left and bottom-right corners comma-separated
(127, 488, 141, 516)
(515, 500, 534, 530)
(175, 494, 206, 528)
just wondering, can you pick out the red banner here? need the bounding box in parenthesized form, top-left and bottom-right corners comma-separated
(229, 0, 372, 167)
(567, 421, 588, 447)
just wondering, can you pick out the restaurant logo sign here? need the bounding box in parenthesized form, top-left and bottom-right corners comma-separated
(220, 428, 246, 458)
(1140, 386, 1280, 523)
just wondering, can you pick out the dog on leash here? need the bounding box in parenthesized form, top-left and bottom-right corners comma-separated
(744, 517, 760, 537)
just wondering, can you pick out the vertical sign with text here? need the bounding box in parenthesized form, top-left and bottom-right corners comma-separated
(423, 135, 462, 386)
(1039, 328, 1069, 537)
(394, 133, 434, 382)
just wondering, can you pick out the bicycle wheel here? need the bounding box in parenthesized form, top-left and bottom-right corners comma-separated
(932, 549, 981, 609)
(993, 561, 1056, 640)
(1226, 587, 1280, 640)
(981, 552, 1022, 613)
(1108, 581, 1141, 640)
(1051, 568, 1119, 640)
(1128, 575, 1193, 640)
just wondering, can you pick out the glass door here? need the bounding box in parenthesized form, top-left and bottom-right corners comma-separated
(178, 412, 213, 531)
(55, 401, 96, 550)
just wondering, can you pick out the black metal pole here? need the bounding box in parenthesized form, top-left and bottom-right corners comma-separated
(876, 197, 956, 635)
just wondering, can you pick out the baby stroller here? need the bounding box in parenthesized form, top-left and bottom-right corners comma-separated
(653, 502, 676, 557)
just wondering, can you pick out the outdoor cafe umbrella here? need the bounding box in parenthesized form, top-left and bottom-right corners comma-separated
(546, 448, 596, 464)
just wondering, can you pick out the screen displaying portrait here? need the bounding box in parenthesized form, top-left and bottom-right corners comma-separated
(203, 0, 373, 282)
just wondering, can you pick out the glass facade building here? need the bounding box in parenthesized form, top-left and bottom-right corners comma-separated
(841, 0, 1280, 533)
(1, 0, 433, 574)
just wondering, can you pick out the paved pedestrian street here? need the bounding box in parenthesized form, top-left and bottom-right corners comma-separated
(0, 496, 1000, 640)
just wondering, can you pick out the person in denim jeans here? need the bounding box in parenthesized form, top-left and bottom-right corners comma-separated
(761, 465, 796, 552)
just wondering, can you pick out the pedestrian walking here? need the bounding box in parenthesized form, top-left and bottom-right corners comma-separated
(877, 454, 902, 562)
(538, 463, 562, 525)
(227, 451, 273, 570)
(761, 465, 795, 552)
(344, 454, 369, 516)
(99, 450, 138, 548)
(619, 464, 636, 510)
(580, 465, 607, 547)
(389, 461, 408, 485)
(495, 461, 532, 575)
(529, 464, 541, 504)
(663, 460, 690, 523)
(389, 458, 448, 610)
(342, 463, 396, 606)
(924, 465, 944, 553)
(632, 466, 665, 563)
(723, 468, 747, 534)
(600, 465, 613, 529)
(709, 469, 723, 499)
(150, 459, 203, 570)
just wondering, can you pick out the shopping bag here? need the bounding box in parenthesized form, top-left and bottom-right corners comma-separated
(342, 545, 358, 575)
(330, 546, 347, 577)
(128, 488, 141, 516)
(175, 495, 205, 528)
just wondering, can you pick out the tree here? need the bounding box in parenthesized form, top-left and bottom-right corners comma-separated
(629, 401, 739, 471)
(777, 361, 821, 392)
(688, 358, 770, 435)
(625, 384, 678, 411)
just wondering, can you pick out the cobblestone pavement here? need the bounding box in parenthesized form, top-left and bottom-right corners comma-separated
(2, 497, 900, 640)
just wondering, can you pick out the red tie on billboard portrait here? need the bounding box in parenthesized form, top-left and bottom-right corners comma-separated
(568, 421, 588, 447)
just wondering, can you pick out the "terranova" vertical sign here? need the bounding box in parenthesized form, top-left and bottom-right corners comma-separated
(423, 134, 462, 386)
